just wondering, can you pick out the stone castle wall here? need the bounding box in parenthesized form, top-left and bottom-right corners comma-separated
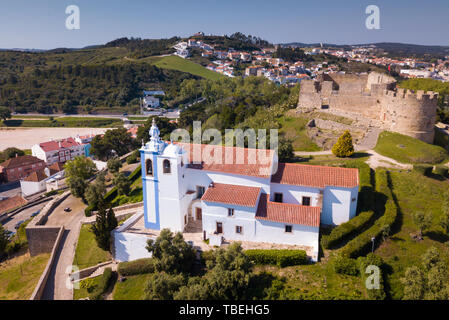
(297, 72, 438, 143)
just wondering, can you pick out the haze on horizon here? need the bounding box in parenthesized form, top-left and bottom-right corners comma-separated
(0, 0, 448, 50)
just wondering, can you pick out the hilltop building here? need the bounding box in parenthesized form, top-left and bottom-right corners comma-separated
(116, 120, 360, 262)
(297, 72, 438, 143)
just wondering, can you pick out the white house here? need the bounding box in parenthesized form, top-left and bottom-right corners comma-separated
(20, 163, 65, 197)
(32, 138, 84, 165)
(129, 120, 359, 262)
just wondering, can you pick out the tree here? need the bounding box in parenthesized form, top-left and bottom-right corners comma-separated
(402, 246, 449, 300)
(144, 273, 186, 300)
(64, 156, 97, 200)
(114, 172, 131, 196)
(107, 157, 122, 175)
(84, 172, 106, 208)
(332, 130, 355, 158)
(91, 201, 117, 251)
(278, 138, 294, 162)
(402, 266, 426, 300)
(0, 147, 25, 162)
(146, 229, 196, 274)
(0, 107, 11, 121)
(91, 128, 136, 160)
(136, 116, 177, 143)
(174, 242, 253, 300)
(0, 224, 10, 258)
(411, 211, 432, 239)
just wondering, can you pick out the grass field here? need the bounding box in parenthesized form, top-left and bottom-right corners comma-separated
(374, 131, 449, 164)
(278, 116, 321, 151)
(113, 273, 152, 300)
(374, 170, 449, 299)
(2, 117, 122, 128)
(145, 55, 223, 81)
(73, 225, 111, 269)
(0, 253, 50, 300)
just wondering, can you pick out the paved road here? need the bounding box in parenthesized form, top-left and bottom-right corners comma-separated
(0, 181, 21, 199)
(1, 201, 48, 232)
(42, 195, 86, 300)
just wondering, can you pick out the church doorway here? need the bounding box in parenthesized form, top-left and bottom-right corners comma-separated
(195, 207, 202, 220)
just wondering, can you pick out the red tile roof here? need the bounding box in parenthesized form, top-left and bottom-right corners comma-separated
(256, 193, 321, 227)
(0, 195, 27, 215)
(24, 169, 48, 182)
(201, 183, 261, 207)
(0, 155, 43, 169)
(271, 163, 359, 189)
(176, 143, 274, 178)
(49, 162, 65, 173)
(39, 138, 80, 152)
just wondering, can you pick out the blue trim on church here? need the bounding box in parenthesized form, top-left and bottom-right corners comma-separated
(141, 150, 160, 230)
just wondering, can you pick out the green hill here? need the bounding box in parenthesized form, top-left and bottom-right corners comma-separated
(147, 55, 223, 81)
(374, 131, 449, 164)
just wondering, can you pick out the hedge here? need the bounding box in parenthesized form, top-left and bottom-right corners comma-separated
(413, 164, 433, 176)
(357, 253, 386, 300)
(321, 210, 375, 249)
(245, 249, 308, 267)
(340, 170, 398, 259)
(89, 267, 114, 300)
(117, 258, 155, 276)
(332, 254, 359, 276)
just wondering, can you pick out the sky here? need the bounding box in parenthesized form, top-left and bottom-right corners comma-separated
(0, 0, 448, 49)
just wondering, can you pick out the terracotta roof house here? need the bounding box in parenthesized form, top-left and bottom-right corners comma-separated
(0, 195, 27, 215)
(31, 137, 84, 165)
(0, 155, 46, 182)
(112, 120, 360, 263)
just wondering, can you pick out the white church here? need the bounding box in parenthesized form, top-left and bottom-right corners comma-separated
(129, 119, 359, 262)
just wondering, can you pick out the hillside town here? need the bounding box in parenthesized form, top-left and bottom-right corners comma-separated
(1, 1, 449, 309)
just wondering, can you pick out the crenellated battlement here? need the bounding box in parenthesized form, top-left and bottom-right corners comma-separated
(297, 72, 438, 143)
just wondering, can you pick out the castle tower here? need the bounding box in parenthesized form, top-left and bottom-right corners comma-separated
(140, 119, 187, 231)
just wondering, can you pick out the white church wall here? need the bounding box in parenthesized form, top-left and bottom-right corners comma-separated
(254, 219, 319, 261)
(321, 186, 358, 225)
(201, 201, 257, 241)
(269, 183, 321, 206)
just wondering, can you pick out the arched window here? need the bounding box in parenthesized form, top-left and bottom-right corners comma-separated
(146, 159, 153, 176)
(163, 159, 171, 174)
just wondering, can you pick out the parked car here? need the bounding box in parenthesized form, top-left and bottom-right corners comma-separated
(14, 220, 25, 229)
(31, 210, 40, 217)
(64, 207, 71, 212)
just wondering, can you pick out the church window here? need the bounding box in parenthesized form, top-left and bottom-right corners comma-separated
(163, 159, 171, 173)
(146, 159, 153, 176)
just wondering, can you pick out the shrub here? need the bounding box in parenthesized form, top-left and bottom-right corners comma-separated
(340, 170, 398, 259)
(332, 254, 359, 276)
(321, 210, 375, 249)
(413, 164, 433, 176)
(117, 258, 155, 276)
(433, 165, 448, 177)
(89, 267, 114, 300)
(44, 190, 58, 197)
(84, 204, 94, 217)
(245, 249, 308, 267)
(127, 165, 142, 182)
(332, 130, 354, 158)
(126, 150, 140, 164)
(357, 254, 386, 300)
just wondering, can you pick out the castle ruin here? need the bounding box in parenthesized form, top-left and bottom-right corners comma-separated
(297, 72, 438, 143)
